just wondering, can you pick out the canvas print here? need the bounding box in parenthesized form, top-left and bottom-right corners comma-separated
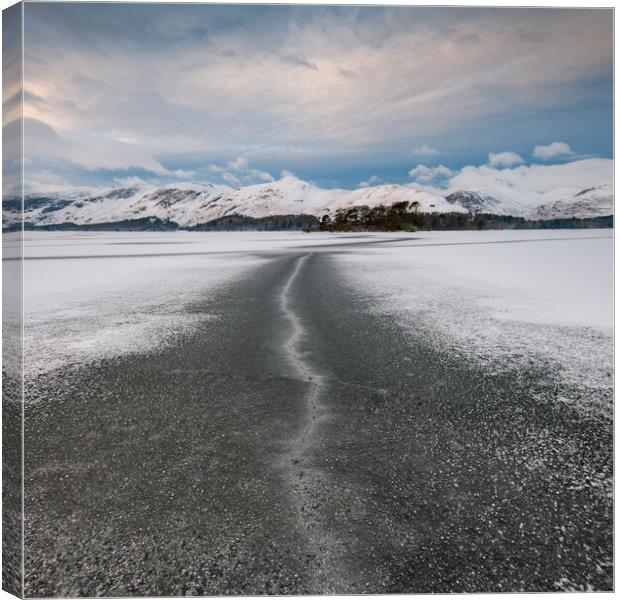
(2, 2, 614, 597)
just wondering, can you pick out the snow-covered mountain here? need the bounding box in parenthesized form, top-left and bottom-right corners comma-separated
(446, 185, 550, 217)
(4, 176, 464, 229)
(445, 191, 502, 214)
(446, 180, 613, 220)
(528, 183, 613, 220)
(2, 175, 613, 229)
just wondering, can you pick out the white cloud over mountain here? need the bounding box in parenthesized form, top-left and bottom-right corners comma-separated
(406, 156, 613, 217)
(405, 150, 612, 205)
(488, 151, 523, 168)
(409, 164, 453, 183)
(218, 156, 275, 187)
(533, 142, 574, 160)
(359, 175, 383, 188)
(445, 157, 611, 196)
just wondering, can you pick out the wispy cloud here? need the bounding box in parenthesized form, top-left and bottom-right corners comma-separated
(18, 4, 612, 188)
(410, 144, 439, 157)
(213, 156, 275, 187)
(359, 175, 383, 187)
(279, 53, 319, 71)
(23, 117, 187, 178)
(113, 175, 149, 188)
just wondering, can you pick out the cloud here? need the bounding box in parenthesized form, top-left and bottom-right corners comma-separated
(216, 156, 275, 186)
(25, 170, 74, 193)
(338, 68, 356, 79)
(280, 169, 296, 178)
(446, 158, 612, 194)
(113, 175, 149, 187)
(172, 169, 196, 179)
(410, 144, 439, 157)
(19, 5, 612, 187)
(256, 171, 274, 182)
(222, 172, 242, 187)
(456, 33, 480, 46)
(409, 164, 453, 183)
(488, 151, 524, 168)
(516, 29, 552, 43)
(533, 141, 574, 160)
(22, 117, 184, 177)
(228, 156, 249, 171)
(359, 175, 382, 187)
(279, 53, 318, 71)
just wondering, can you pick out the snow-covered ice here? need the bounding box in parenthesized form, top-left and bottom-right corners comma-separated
(23, 232, 266, 374)
(336, 229, 613, 416)
(22, 229, 613, 417)
(22, 230, 381, 375)
(3, 232, 23, 375)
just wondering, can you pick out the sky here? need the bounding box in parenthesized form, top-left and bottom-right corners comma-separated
(12, 3, 614, 192)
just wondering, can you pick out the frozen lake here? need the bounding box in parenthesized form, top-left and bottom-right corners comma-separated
(21, 228, 614, 594)
(23, 229, 612, 414)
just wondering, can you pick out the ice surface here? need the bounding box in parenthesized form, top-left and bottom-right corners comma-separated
(3, 232, 23, 375)
(22, 231, 384, 375)
(340, 229, 612, 328)
(335, 229, 613, 416)
(22, 230, 613, 417)
(23, 232, 262, 374)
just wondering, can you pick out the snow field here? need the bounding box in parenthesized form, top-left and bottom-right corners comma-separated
(336, 230, 613, 416)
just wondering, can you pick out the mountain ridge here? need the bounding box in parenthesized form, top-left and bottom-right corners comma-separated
(2, 176, 613, 230)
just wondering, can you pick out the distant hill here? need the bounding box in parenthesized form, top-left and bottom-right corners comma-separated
(2, 175, 613, 231)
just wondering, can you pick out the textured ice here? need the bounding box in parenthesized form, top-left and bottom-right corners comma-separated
(22, 230, 613, 418)
(23, 232, 264, 375)
(22, 231, 387, 375)
(336, 229, 613, 416)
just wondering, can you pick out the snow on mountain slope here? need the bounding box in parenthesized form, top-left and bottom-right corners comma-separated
(446, 184, 542, 216)
(528, 183, 614, 220)
(177, 177, 463, 221)
(217, 176, 330, 219)
(444, 181, 613, 219)
(329, 184, 462, 216)
(3, 175, 613, 228)
(14, 182, 234, 228)
(6, 176, 463, 228)
(445, 190, 502, 214)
